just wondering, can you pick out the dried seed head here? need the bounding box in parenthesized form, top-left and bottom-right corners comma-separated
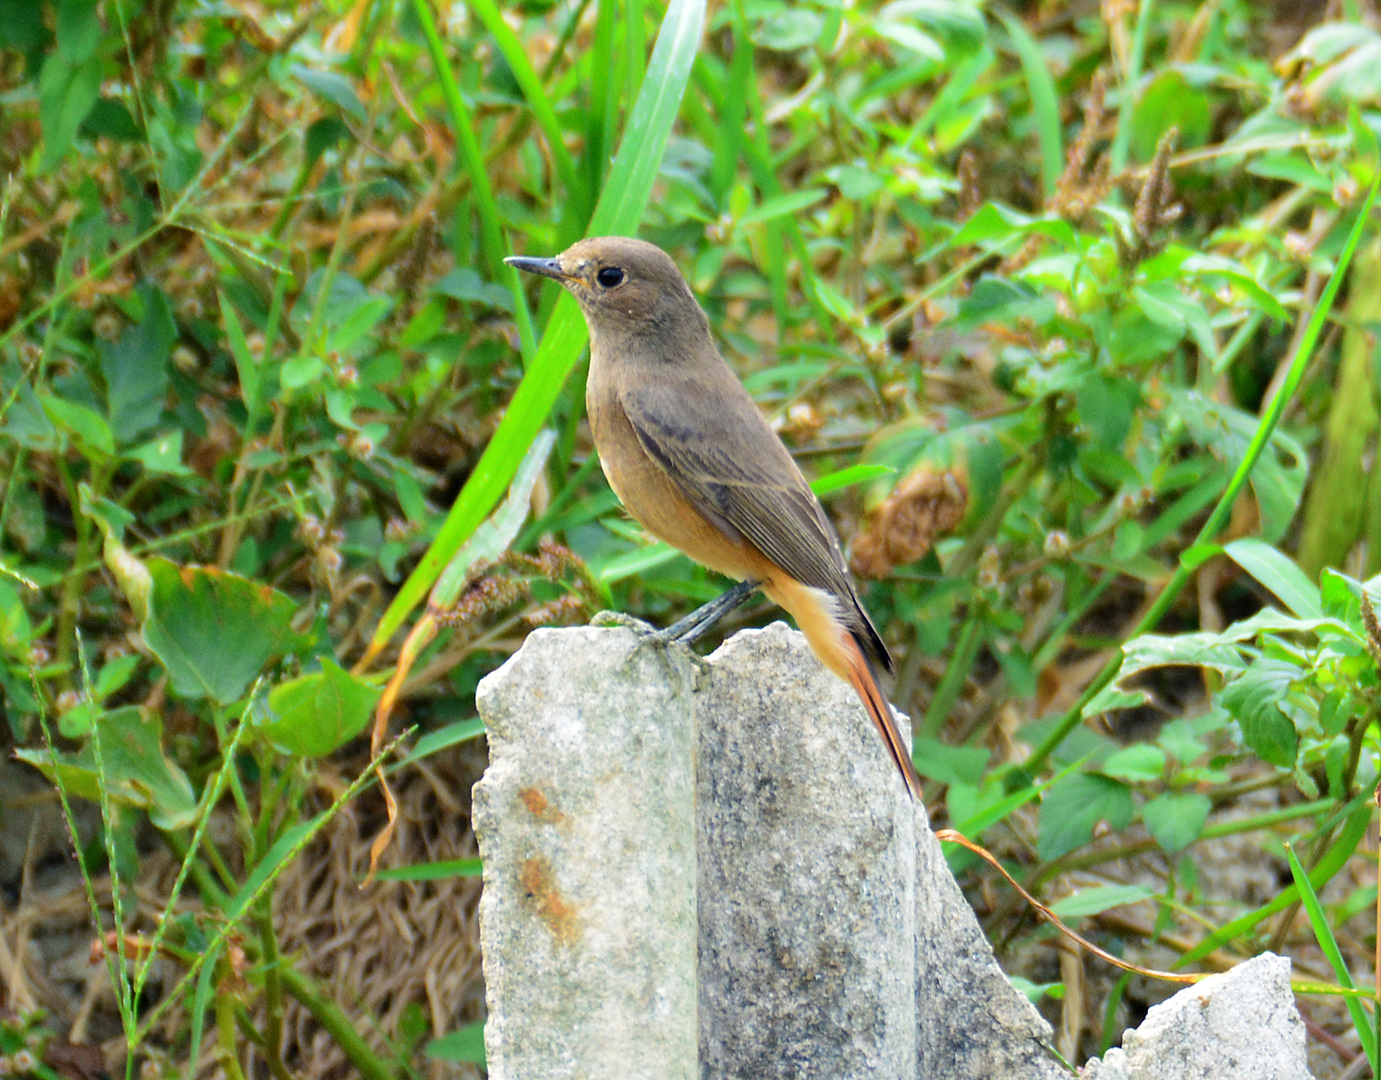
(850, 466, 968, 579)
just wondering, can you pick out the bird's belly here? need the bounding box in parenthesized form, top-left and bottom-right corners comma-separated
(589, 387, 771, 582)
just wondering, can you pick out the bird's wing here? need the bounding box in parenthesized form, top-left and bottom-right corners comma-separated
(618, 378, 896, 671)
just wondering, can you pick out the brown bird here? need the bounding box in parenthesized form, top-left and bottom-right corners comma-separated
(507, 237, 922, 799)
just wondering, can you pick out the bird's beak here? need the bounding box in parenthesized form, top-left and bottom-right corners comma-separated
(505, 255, 572, 282)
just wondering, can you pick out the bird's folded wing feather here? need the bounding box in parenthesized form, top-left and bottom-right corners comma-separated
(618, 382, 853, 600)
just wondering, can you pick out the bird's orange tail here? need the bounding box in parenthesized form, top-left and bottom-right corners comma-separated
(843, 637, 923, 800)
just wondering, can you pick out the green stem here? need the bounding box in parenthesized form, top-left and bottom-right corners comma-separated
(257, 899, 286, 1072)
(279, 965, 403, 1080)
(921, 613, 982, 738)
(216, 996, 250, 1080)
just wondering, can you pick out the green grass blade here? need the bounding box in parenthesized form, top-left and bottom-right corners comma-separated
(587, 0, 618, 194)
(183, 944, 222, 1080)
(429, 430, 555, 607)
(466, 0, 589, 232)
(706, 27, 754, 202)
(626, 0, 648, 113)
(374, 857, 483, 881)
(1000, 12, 1062, 200)
(1109, 0, 1154, 172)
(1176, 796, 1372, 968)
(409, 0, 537, 360)
(1286, 841, 1379, 1071)
(371, 0, 707, 652)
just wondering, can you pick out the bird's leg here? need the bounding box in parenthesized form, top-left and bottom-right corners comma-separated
(653, 579, 761, 647)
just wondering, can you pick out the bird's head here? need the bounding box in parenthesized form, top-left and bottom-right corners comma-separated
(506, 236, 707, 343)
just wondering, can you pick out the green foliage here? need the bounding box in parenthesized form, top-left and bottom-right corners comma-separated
(4, 0, 1381, 1072)
(142, 559, 305, 704)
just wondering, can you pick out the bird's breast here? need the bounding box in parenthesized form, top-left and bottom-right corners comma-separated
(586, 362, 772, 583)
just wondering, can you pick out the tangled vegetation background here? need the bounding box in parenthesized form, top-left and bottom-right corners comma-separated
(4, 0, 1381, 1076)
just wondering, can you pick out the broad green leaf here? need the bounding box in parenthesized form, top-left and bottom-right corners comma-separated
(16, 707, 197, 829)
(261, 657, 382, 758)
(433, 268, 513, 311)
(143, 558, 305, 704)
(127, 430, 192, 476)
(948, 757, 1083, 840)
(911, 736, 989, 787)
(1037, 773, 1134, 861)
(1211, 607, 1348, 645)
(826, 163, 886, 201)
(281, 354, 326, 390)
(0, 580, 32, 660)
(881, 0, 987, 51)
(738, 188, 829, 227)
(38, 51, 101, 171)
(1179, 253, 1290, 325)
(1100, 744, 1166, 783)
(39, 392, 114, 458)
(427, 1022, 486, 1067)
(947, 203, 1078, 252)
(1141, 791, 1211, 853)
(1157, 719, 1208, 765)
(1049, 884, 1155, 919)
(1131, 69, 1211, 161)
(95, 653, 141, 699)
(1223, 538, 1323, 620)
(753, 10, 822, 50)
(1075, 373, 1140, 452)
(327, 295, 393, 354)
(1118, 631, 1247, 678)
(98, 285, 175, 444)
(1131, 283, 1216, 365)
(55, 0, 101, 62)
(955, 275, 1056, 329)
(1082, 682, 1154, 715)
(1168, 389, 1308, 544)
(291, 64, 367, 121)
(1220, 658, 1300, 768)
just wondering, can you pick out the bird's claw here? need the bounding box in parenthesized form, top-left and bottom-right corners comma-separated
(591, 610, 711, 680)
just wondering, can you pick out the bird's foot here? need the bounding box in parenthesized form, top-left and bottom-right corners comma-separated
(590, 609, 711, 679)
(591, 610, 654, 632)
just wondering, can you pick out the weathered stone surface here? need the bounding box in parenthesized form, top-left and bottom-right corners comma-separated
(477, 622, 1313, 1080)
(697, 624, 918, 1080)
(913, 805, 1065, 1079)
(1082, 953, 1313, 1080)
(473, 626, 699, 1080)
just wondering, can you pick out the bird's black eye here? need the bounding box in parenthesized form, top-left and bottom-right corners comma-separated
(596, 266, 625, 289)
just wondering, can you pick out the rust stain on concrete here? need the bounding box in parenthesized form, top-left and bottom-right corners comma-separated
(518, 786, 565, 824)
(519, 855, 580, 946)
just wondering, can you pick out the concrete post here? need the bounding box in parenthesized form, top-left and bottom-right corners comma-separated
(476, 621, 1296, 1080)
(472, 626, 699, 1080)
